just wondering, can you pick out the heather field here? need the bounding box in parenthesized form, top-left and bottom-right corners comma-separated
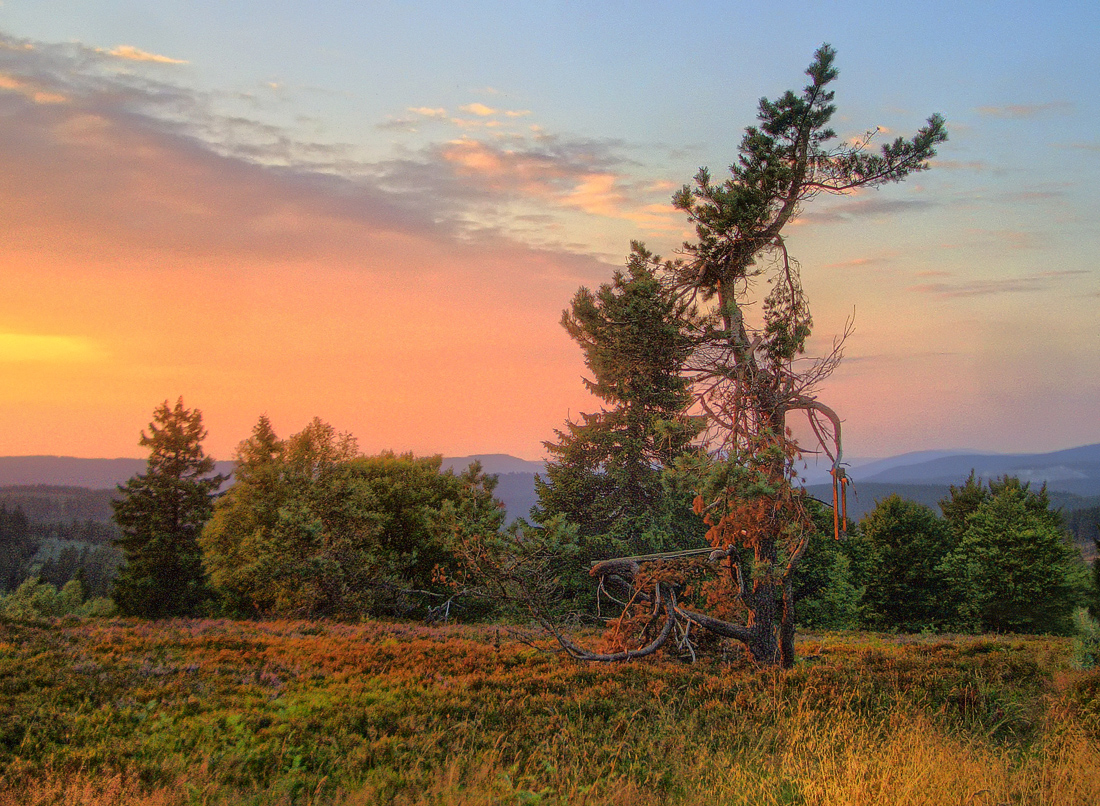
(1, 618, 1098, 806)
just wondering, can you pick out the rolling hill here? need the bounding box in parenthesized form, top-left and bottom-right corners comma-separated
(3, 446, 1097, 528)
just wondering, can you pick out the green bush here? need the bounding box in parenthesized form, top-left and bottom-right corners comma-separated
(0, 578, 116, 619)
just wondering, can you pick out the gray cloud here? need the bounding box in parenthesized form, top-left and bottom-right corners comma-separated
(909, 269, 1092, 298)
(977, 101, 1074, 119)
(843, 351, 959, 365)
(930, 159, 990, 172)
(802, 197, 936, 225)
(999, 190, 1066, 202)
(822, 254, 897, 271)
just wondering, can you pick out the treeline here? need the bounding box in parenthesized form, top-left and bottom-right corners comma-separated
(0, 504, 121, 599)
(807, 481, 1100, 545)
(11, 395, 1097, 639)
(0, 486, 118, 524)
(797, 473, 1097, 635)
(100, 401, 502, 622)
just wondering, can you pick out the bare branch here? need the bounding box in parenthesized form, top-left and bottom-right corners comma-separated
(550, 584, 678, 662)
(672, 602, 754, 643)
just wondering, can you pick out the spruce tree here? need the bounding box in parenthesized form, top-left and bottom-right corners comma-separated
(532, 242, 700, 555)
(859, 495, 956, 631)
(199, 414, 288, 616)
(940, 476, 1086, 634)
(112, 398, 225, 618)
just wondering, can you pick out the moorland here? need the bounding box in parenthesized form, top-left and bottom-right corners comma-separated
(1, 617, 1098, 806)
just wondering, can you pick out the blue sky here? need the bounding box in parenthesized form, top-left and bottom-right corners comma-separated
(0, 0, 1097, 460)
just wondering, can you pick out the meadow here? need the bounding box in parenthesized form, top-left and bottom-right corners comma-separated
(0, 617, 1097, 806)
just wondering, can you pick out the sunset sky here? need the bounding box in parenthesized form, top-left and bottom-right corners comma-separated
(1, 1, 1097, 463)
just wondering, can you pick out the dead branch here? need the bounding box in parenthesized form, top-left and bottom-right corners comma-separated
(549, 583, 678, 662)
(671, 602, 754, 643)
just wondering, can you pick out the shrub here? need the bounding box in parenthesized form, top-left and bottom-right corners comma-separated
(0, 578, 116, 619)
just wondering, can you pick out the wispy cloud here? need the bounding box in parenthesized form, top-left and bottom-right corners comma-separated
(822, 256, 890, 270)
(102, 45, 188, 64)
(449, 116, 502, 129)
(425, 136, 677, 229)
(841, 350, 959, 366)
(0, 72, 66, 103)
(909, 269, 1091, 298)
(929, 158, 989, 172)
(977, 101, 1073, 119)
(377, 106, 449, 132)
(460, 102, 496, 116)
(0, 28, 682, 271)
(802, 197, 935, 224)
(0, 28, 654, 274)
(999, 188, 1067, 203)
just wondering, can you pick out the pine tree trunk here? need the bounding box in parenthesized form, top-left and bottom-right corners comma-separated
(746, 579, 781, 666)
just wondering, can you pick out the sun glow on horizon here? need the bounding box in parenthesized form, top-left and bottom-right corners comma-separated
(0, 333, 106, 363)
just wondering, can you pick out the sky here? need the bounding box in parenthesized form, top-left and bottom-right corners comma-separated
(0, 0, 1097, 463)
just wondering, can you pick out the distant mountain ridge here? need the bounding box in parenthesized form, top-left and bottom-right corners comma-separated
(0, 453, 546, 525)
(804, 481, 1100, 523)
(0, 453, 544, 490)
(854, 443, 1100, 498)
(3, 446, 1097, 527)
(0, 456, 236, 489)
(440, 454, 545, 475)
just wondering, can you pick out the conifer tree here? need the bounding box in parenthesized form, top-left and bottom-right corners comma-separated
(199, 414, 289, 615)
(112, 398, 225, 618)
(532, 243, 700, 556)
(457, 45, 945, 667)
(939, 475, 1086, 634)
(860, 495, 956, 631)
(626, 44, 946, 666)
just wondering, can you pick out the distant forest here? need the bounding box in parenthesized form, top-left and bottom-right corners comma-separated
(807, 481, 1099, 555)
(2, 475, 1097, 602)
(0, 486, 121, 597)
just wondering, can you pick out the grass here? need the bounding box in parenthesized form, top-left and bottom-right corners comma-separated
(0, 617, 1097, 805)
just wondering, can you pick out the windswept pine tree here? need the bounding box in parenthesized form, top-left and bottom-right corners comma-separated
(460, 45, 947, 668)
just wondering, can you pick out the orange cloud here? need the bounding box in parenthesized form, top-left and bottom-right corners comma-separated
(0, 72, 66, 104)
(460, 102, 496, 116)
(977, 101, 1072, 119)
(436, 138, 677, 230)
(104, 45, 188, 64)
